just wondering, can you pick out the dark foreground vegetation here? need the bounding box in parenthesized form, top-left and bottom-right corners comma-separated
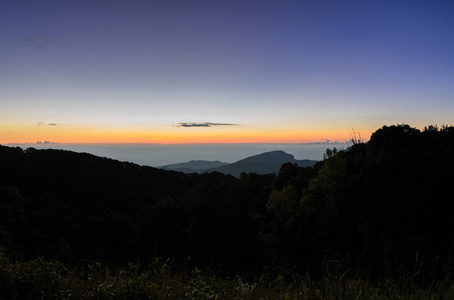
(1, 124, 454, 298)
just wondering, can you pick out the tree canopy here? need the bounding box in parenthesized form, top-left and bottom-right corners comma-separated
(1, 124, 454, 287)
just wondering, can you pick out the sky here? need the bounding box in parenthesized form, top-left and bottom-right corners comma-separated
(1, 0, 453, 144)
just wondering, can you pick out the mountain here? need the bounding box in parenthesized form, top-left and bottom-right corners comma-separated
(159, 150, 318, 177)
(208, 150, 317, 177)
(159, 160, 228, 172)
(0, 145, 198, 213)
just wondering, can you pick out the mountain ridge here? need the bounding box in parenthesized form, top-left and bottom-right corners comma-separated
(160, 150, 318, 177)
(159, 160, 228, 171)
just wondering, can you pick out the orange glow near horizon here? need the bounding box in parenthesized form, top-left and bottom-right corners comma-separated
(0, 123, 371, 145)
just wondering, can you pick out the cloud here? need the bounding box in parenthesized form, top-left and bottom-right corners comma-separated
(37, 122, 59, 127)
(176, 122, 238, 128)
(22, 35, 66, 48)
(36, 141, 57, 144)
(22, 35, 51, 48)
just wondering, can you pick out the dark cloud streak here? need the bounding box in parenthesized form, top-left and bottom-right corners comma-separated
(37, 122, 58, 126)
(22, 35, 66, 48)
(176, 122, 238, 128)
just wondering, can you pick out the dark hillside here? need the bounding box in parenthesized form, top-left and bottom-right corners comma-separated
(0, 146, 199, 263)
(1, 125, 454, 287)
(257, 124, 454, 284)
(159, 160, 229, 171)
(0, 146, 280, 272)
(0, 146, 196, 212)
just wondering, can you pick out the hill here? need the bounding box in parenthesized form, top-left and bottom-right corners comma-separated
(159, 160, 228, 172)
(0, 145, 200, 262)
(159, 150, 318, 177)
(207, 150, 317, 177)
(2, 124, 454, 289)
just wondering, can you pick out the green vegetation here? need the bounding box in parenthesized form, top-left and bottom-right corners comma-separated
(1, 254, 451, 299)
(1, 124, 454, 298)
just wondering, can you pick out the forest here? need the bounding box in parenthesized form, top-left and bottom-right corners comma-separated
(1, 124, 454, 299)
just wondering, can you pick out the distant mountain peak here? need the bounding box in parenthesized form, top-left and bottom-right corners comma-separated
(159, 150, 318, 177)
(235, 150, 295, 163)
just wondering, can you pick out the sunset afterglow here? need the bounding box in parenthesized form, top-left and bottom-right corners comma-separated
(1, 0, 453, 145)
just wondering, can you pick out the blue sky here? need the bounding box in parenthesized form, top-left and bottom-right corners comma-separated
(1, 0, 453, 143)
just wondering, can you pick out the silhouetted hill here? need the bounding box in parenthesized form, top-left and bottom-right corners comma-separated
(2, 125, 454, 286)
(207, 150, 317, 177)
(0, 145, 200, 262)
(159, 150, 317, 177)
(159, 160, 228, 172)
(0, 146, 197, 210)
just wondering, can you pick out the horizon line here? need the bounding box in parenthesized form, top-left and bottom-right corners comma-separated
(4, 141, 350, 146)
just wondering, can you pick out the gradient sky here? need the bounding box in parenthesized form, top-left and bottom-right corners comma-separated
(1, 0, 453, 144)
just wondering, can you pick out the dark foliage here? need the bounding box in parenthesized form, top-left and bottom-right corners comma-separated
(1, 124, 454, 288)
(258, 124, 454, 286)
(0, 146, 198, 263)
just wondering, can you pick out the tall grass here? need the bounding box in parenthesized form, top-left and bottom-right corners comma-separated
(0, 253, 452, 299)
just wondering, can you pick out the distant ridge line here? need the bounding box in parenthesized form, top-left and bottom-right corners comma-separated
(159, 150, 318, 177)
